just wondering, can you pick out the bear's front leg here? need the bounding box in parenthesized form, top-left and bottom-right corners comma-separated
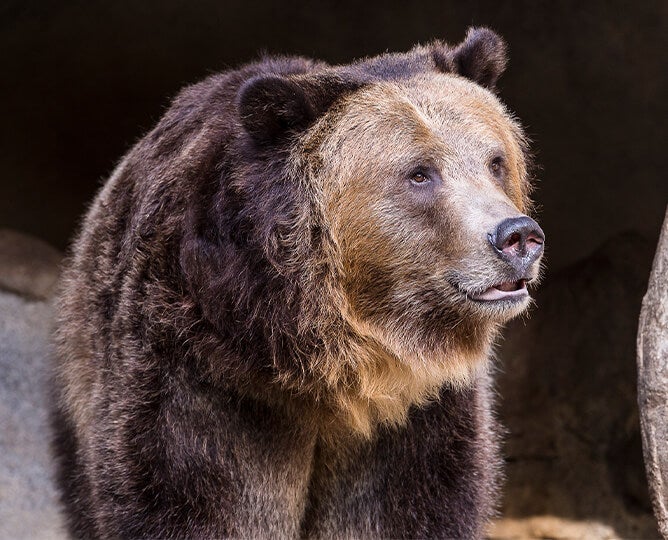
(55, 380, 317, 539)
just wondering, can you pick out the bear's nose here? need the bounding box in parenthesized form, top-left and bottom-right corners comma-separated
(488, 216, 545, 272)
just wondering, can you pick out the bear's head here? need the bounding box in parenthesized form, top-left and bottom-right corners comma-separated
(185, 28, 543, 434)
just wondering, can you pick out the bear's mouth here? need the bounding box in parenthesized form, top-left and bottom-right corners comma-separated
(469, 279, 528, 302)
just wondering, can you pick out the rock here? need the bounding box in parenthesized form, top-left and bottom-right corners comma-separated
(488, 515, 619, 539)
(496, 231, 660, 538)
(637, 208, 668, 538)
(0, 229, 63, 300)
(0, 230, 66, 539)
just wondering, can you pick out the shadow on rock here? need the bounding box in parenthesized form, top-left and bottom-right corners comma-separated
(496, 230, 660, 538)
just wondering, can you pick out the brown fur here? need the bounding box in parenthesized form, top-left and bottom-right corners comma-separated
(52, 28, 542, 539)
(291, 76, 534, 434)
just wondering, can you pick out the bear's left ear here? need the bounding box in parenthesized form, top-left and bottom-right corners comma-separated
(238, 74, 360, 145)
(433, 27, 508, 90)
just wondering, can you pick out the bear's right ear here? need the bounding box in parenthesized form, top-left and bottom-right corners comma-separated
(432, 27, 508, 91)
(238, 74, 359, 144)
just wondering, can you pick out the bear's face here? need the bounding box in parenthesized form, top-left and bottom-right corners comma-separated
(232, 29, 543, 429)
(311, 73, 542, 380)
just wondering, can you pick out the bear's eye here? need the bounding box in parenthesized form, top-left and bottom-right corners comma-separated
(489, 156, 505, 177)
(410, 171, 431, 185)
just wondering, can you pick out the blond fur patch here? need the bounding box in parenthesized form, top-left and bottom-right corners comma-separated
(330, 315, 493, 437)
(293, 72, 532, 437)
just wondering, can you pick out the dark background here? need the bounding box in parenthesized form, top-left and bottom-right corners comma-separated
(1, 0, 666, 535)
(2, 0, 666, 272)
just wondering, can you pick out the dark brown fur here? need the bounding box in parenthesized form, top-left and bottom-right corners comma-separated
(53, 28, 539, 538)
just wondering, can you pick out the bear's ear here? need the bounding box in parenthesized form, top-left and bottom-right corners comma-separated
(238, 76, 315, 144)
(434, 27, 508, 90)
(238, 74, 359, 144)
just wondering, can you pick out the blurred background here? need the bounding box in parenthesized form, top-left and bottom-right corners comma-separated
(1, 0, 666, 537)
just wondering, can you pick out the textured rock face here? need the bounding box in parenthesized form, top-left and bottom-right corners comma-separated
(638, 209, 668, 539)
(489, 515, 619, 539)
(497, 231, 660, 539)
(0, 229, 63, 300)
(0, 230, 65, 539)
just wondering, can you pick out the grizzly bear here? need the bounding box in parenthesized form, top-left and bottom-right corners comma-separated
(52, 27, 544, 539)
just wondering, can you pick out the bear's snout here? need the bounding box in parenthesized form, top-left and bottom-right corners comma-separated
(488, 215, 545, 275)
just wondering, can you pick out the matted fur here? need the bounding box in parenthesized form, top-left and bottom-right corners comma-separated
(53, 28, 541, 539)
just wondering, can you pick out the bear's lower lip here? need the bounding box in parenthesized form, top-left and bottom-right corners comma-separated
(470, 279, 528, 302)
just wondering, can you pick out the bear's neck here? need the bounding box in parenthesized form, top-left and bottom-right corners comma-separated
(315, 328, 495, 438)
(232, 266, 500, 438)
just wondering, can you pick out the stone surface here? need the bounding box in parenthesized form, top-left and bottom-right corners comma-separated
(638, 208, 668, 539)
(0, 231, 66, 539)
(489, 515, 619, 539)
(497, 231, 660, 539)
(0, 228, 63, 300)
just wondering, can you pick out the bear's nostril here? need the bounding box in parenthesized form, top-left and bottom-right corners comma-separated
(503, 232, 522, 251)
(526, 233, 544, 247)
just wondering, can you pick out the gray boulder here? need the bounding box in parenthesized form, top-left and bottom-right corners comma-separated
(638, 208, 668, 539)
(0, 229, 66, 539)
